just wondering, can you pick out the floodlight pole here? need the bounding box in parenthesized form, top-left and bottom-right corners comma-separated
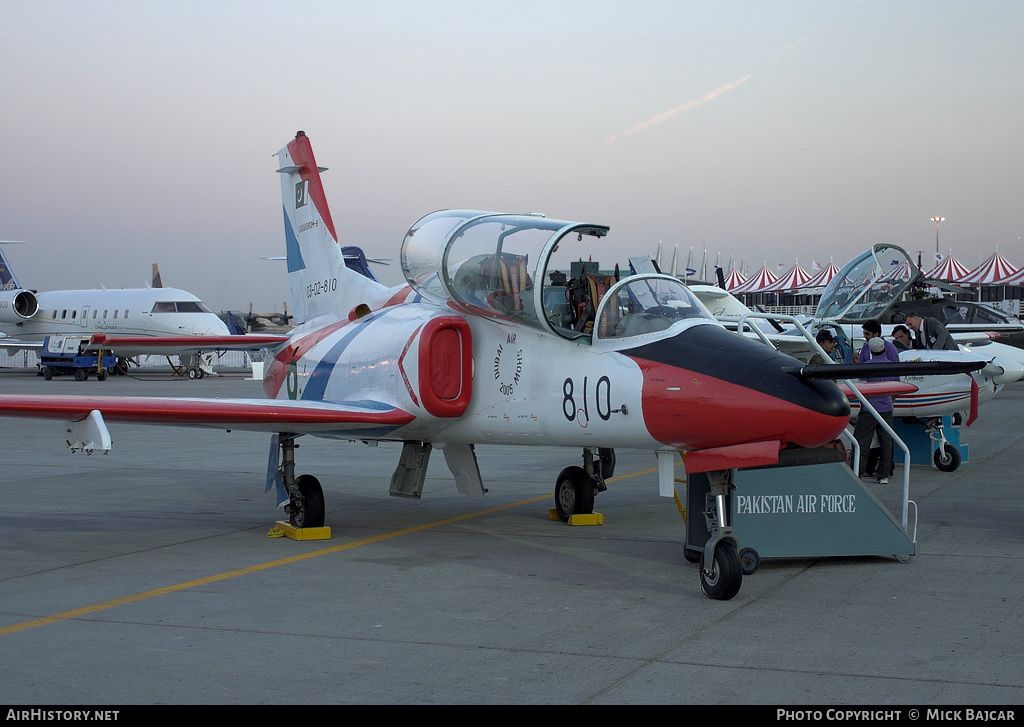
(930, 216, 945, 258)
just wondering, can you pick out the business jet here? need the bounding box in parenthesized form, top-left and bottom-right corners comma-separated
(1, 132, 970, 600)
(0, 246, 239, 376)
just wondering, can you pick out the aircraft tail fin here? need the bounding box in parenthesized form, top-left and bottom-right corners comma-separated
(276, 131, 387, 323)
(0, 246, 21, 291)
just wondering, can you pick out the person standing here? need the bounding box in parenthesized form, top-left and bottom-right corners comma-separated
(809, 329, 838, 365)
(854, 320, 901, 484)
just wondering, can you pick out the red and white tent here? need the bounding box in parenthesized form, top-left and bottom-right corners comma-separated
(959, 252, 1019, 285)
(996, 266, 1024, 285)
(731, 265, 777, 293)
(761, 263, 812, 292)
(802, 261, 840, 289)
(925, 253, 971, 282)
(721, 267, 747, 291)
(881, 260, 914, 282)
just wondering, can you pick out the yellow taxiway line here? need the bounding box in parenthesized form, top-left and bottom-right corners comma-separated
(1, 464, 668, 638)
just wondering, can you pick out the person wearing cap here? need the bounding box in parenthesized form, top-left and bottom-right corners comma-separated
(905, 312, 958, 351)
(809, 329, 837, 365)
(853, 319, 901, 484)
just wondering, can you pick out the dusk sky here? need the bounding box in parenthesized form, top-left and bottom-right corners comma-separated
(2, 0, 1022, 314)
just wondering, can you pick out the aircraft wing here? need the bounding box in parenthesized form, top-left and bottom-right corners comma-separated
(88, 333, 290, 357)
(0, 338, 41, 355)
(782, 359, 985, 380)
(837, 381, 918, 398)
(0, 395, 414, 436)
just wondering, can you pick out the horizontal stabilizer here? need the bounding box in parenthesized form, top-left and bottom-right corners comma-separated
(783, 360, 985, 380)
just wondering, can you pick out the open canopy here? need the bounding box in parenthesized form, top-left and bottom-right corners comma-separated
(815, 244, 919, 323)
(400, 210, 713, 342)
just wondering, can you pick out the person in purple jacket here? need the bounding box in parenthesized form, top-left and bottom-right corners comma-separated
(853, 319, 901, 484)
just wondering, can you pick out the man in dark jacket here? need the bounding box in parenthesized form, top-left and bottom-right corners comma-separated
(905, 312, 958, 351)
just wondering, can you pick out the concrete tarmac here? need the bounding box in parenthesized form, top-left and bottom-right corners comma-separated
(0, 369, 1021, 705)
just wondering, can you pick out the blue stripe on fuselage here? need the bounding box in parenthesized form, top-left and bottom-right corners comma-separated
(300, 309, 397, 402)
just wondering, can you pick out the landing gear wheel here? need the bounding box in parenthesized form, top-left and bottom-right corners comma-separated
(290, 474, 325, 528)
(683, 545, 701, 564)
(554, 465, 595, 523)
(188, 368, 198, 380)
(700, 541, 742, 600)
(739, 547, 760, 575)
(934, 443, 961, 472)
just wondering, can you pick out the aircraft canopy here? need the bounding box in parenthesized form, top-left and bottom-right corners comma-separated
(401, 210, 711, 341)
(815, 244, 919, 323)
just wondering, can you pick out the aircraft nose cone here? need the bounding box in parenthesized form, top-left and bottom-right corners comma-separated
(625, 324, 850, 451)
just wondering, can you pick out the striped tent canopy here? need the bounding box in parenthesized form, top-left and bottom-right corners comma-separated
(926, 253, 971, 282)
(802, 261, 840, 289)
(996, 266, 1024, 285)
(731, 264, 778, 293)
(721, 267, 747, 291)
(960, 252, 1019, 284)
(761, 263, 812, 292)
(881, 259, 914, 282)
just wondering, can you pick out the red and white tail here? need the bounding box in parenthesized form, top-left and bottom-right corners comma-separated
(276, 131, 387, 324)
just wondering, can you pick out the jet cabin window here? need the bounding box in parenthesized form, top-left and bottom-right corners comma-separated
(152, 301, 213, 313)
(595, 277, 712, 339)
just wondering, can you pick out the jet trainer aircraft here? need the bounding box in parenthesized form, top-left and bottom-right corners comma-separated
(0, 132, 940, 599)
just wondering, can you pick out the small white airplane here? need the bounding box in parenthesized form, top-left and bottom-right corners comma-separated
(0, 132, 975, 600)
(0, 245, 268, 377)
(685, 246, 1024, 470)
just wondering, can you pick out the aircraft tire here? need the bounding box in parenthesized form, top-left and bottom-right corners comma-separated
(290, 474, 326, 529)
(933, 443, 961, 472)
(554, 466, 595, 523)
(700, 541, 742, 600)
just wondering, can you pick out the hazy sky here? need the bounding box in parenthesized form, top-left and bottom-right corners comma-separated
(2, 0, 1022, 313)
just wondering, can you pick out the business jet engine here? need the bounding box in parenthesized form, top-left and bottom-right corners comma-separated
(0, 289, 39, 323)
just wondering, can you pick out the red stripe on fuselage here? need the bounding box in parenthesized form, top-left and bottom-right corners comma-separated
(263, 319, 351, 398)
(631, 358, 849, 451)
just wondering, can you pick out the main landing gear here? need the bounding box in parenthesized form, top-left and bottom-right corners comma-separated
(275, 434, 326, 528)
(553, 447, 615, 522)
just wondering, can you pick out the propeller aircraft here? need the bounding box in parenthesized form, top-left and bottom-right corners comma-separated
(686, 245, 1024, 471)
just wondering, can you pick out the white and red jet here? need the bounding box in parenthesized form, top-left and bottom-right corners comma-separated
(0, 133, 864, 599)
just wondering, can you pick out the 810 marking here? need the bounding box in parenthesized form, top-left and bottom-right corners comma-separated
(562, 376, 613, 425)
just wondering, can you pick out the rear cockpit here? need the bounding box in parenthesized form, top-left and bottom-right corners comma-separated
(401, 210, 714, 343)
